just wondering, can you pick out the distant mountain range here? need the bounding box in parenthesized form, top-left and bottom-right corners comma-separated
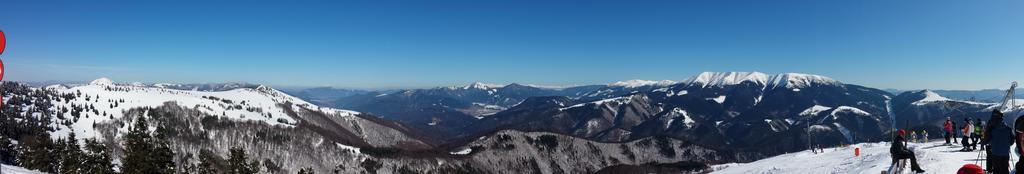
(4, 72, 1022, 173)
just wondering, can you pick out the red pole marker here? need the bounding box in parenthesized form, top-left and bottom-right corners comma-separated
(1, 30, 5, 109)
(1, 30, 5, 82)
(0, 30, 5, 55)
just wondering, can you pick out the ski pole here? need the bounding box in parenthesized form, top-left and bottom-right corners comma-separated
(976, 146, 984, 165)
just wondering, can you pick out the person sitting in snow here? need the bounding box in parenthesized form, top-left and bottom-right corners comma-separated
(982, 110, 1012, 174)
(891, 129, 926, 173)
(962, 119, 974, 151)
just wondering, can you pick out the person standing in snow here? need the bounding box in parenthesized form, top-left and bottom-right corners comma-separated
(954, 119, 960, 142)
(962, 119, 974, 151)
(982, 110, 1012, 174)
(910, 131, 918, 143)
(922, 130, 929, 142)
(891, 129, 926, 173)
(974, 118, 984, 150)
(1014, 114, 1024, 171)
(945, 117, 954, 145)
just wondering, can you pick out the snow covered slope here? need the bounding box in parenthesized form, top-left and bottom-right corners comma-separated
(42, 78, 358, 140)
(713, 140, 1014, 174)
(609, 79, 677, 88)
(1, 164, 46, 174)
(683, 72, 840, 89)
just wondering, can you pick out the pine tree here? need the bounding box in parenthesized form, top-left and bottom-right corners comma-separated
(16, 133, 57, 173)
(121, 115, 176, 174)
(297, 167, 315, 174)
(197, 150, 221, 174)
(0, 134, 15, 165)
(152, 124, 176, 174)
(58, 132, 84, 174)
(226, 147, 260, 174)
(81, 139, 115, 174)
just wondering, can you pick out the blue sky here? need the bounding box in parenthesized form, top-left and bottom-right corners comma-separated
(1, 0, 1022, 90)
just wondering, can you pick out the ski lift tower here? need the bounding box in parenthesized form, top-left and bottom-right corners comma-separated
(1000, 82, 1017, 112)
(1001, 82, 1019, 128)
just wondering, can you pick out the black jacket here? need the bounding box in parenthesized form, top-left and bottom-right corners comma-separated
(890, 135, 910, 155)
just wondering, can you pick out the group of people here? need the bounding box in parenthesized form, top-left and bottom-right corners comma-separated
(944, 117, 986, 151)
(891, 110, 1023, 174)
(906, 130, 928, 143)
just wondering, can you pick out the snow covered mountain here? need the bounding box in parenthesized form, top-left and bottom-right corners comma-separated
(329, 82, 603, 140)
(2, 78, 436, 173)
(891, 89, 1024, 136)
(464, 72, 895, 157)
(279, 87, 371, 106)
(10, 72, 1017, 173)
(5, 78, 739, 173)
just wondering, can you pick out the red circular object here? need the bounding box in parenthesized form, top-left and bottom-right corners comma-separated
(0, 30, 5, 55)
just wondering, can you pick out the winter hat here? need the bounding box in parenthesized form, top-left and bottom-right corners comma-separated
(898, 129, 906, 136)
(957, 164, 984, 174)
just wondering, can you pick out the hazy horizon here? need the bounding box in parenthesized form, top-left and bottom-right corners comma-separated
(9, 73, 1022, 92)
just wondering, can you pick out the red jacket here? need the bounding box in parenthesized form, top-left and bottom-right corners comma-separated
(944, 120, 953, 132)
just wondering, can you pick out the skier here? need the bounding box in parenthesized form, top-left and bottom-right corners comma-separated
(974, 118, 983, 150)
(891, 129, 926, 173)
(982, 110, 1012, 174)
(962, 119, 974, 151)
(922, 130, 929, 142)
(953, 119, 960, 143)
(909, 131, 918, 143)
(945, 117, 954, 145)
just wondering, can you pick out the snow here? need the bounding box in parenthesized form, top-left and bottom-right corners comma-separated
(522, 84, 579, 89)
(831, 106, 871, 116)
(45, 78, 360, 140)
(833, 123, 854, 143)
(1, 164, 46, 174)
(800, 105, 833, 116)
(90, 77, 114, 86)
(685, 72, 770, 88)
(463, 82, 504, 90)
(713, 141, 1017, 174)
(561, 96, 632, 110)
(809, 125, 833, 132)
(708, 95, 727, 103)
(450, 148, 473, 155)
(335, 143, 361, 154)
(912, 90, 952, 105)
(45, 84, 68, 90)
(769, 73, 840, 89)
(677, 108, 696, 125)
(653, 88, 670, 92)
(472, 102, 507, 110)
(608, 79, 677, 88)
(130, 82, 146, 87)
(665, 108, 695, 129)
(683, 72, 840, 89)
(676, 90, 688, 96)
